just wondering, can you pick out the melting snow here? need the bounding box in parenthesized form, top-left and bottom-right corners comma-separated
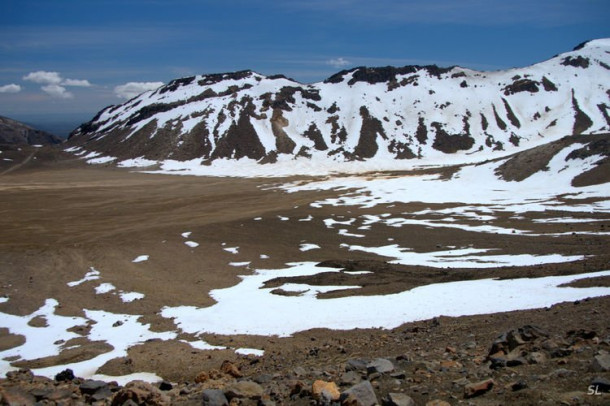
(132, 255, 149, 263)
(119, 292, 145, 302)
(235, 348, 265, 357)
(67, 267, 101, 287)
(299, 243, 320, 252)
(95, 283, 116, 294)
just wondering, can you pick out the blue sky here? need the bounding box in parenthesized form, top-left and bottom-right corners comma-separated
(1, 0, 609, 135)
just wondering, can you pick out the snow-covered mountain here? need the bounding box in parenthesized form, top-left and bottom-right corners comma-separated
(67, 39, 610, 172)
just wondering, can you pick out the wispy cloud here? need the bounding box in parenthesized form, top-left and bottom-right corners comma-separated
(327, 57, 351, 68)
(0, 84, 21, 93)
(114, 82, 164, 99)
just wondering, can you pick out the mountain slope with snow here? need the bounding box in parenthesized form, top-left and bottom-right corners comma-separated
(67, 39, 610, 173)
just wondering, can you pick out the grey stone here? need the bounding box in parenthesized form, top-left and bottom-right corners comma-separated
(527, 351, 546, 364)
(202, 389, 229, 406)
(366, 358, 394, 374)
(346, 359, 368, 372)
(591, 353, 610, 372)
(79, 379, 109, 395)
(224, 381, 264, 400)
(387, 392, 415, 406)
(340, 370, 362, 386)
(341, 380, 378, 406)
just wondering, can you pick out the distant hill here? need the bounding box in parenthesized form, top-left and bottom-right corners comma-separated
(0, 115, 63, 145)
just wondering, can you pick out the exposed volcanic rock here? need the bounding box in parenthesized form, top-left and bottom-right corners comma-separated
(354, 106, 387, 159)
(67, 39, 610, 167)
(0, 116, 63, 145)
(431, 121, 475, 154)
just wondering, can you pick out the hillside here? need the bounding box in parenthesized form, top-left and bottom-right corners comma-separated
(66, 39, 610, 174)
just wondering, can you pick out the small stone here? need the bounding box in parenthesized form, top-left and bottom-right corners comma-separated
(340, 371, 362, 386)
(292, 366, 307, 376)
(511, 381, 528, 391)
(54, 368, 75, 382)
(425, 400, 451, 406)
(158, 381, 173, 391)
(591, 353, 610, 372)
(527, 351, 546, 364)
(80, 379, 108, 395)
(366, 358, 394, 374)
(550, 368, 575, 378)
(253, 374, 273, 384)
(224, 381, 264, 400)
(346, 359, 368, 372)
(386, 392, 415, 406)
(202, 389, 229, 406)
(341, 380, 378, 406)
(220, 360, 243, 378)
(464, 378, 494, 398)
(312, 380, 341, 402)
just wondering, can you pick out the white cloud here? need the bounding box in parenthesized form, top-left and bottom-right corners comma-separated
(23, 71, 62, 85)
(41, 84, 73, 99)
(114, 81, 164, 99)
(21, 70, 91, 98)
(0, 84, 21, 93)
(63, 78, 91, 87)
(327, 57, 350, 68)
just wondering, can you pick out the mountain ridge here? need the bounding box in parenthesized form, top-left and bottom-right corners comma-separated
(66, 39, 610, 172)
(0, 115, 63, 146)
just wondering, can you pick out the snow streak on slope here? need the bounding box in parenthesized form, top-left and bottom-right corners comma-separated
(67, 39, 610, 172)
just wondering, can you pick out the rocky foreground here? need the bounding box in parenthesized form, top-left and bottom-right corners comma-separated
(2, 296, 609, 406)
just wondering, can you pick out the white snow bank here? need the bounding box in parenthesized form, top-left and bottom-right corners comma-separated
(161, 262, 610, 337)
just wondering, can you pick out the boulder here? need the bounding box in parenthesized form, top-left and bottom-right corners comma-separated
(224, 380, 264, 400)
(54, 368, 75, 382)
(591, 352, 610, 372)
(202, 389, 229, 406)
(312, 380, 341, 402)
(341, 380, 378, 406)
(366, 358, 394, 375)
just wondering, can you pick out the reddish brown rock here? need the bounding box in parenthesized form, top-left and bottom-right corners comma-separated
(464, 378, 495, 398)
(312, 380, 341, 402)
